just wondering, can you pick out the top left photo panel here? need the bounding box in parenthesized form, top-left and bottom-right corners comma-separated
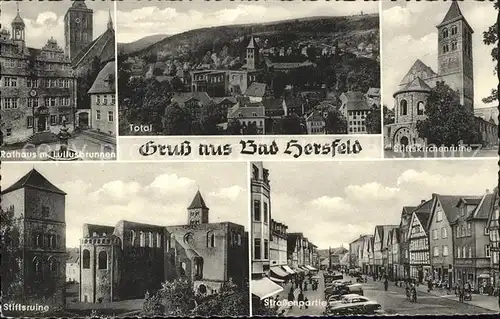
(1, 0, 117, 161)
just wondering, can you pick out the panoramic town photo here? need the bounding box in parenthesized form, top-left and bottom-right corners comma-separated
(1, 162, 250, 317)
(0, 1, 117, 161)
(250, 160, 499, 316)
(382, 1, 498, 158)
(117, 0, 381, 136)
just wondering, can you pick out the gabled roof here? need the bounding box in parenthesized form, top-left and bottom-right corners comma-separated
(247, 36, 258, 49)
(213, 96, 237, 105)
(486, 188, 499, 229)
(415, 212, 430, 230)
(366, 88, 380, 96)
(471, 193, 495, 220)
(72, 27, 115, 67)
(88, 61, 115, 94)
(262, 98, 283, 111)
(172, 92, 213, 107)
(71, 1, 89, 9)
(306, 111, 324, 122)
(340, 92, 370, 111)
(433, 194, 476, 224)
(188, 190, 209, 210)
(227, 101, 265, 119)
(399, 59, 437, 86)
(2, 169, 66, 195)
(245, 82, 267, 97)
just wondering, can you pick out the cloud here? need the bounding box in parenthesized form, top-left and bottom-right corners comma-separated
(146, 173, 195, 195)
(345, 182, 400, 202)
(89, 180, 141, 203)
(210, 185, 245, 201)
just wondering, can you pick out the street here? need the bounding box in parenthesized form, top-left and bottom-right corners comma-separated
(361, 277, 497, 315)
(278, 271, 327, 316)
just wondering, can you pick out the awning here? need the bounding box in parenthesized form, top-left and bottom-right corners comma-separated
(300, 265, 310, 271)
(270, 266, 290, 278)
(478, 274, 490, 279)
(293, 267, 304, 273)
(282, 265, 296, 275)
(252, 277, 284, 300)
(305, 265, 317, 271)
(270, 276, 285, 283)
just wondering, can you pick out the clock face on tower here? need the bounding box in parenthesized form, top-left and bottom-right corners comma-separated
(75, 18, 81, 24)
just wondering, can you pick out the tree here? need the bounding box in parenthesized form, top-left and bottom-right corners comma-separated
(163, 102, 192, 135)
(280, 114, 305, 134)
(0, 205, 23, 302)
(243, 122, 259, 135)
(364, 105, 381, 134)
(383, 105, 395, 125)
(227, 120, 244, 135)
(416, 81, 481, 146)
(272, 72, 288, 98)
(482, 0, 498, 104)
(193, 281, 249, 316)
(324, 110, 348, 134)
(170, 77, 184, 92)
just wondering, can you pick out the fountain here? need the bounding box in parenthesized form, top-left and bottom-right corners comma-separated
(46, 121, 81, 161)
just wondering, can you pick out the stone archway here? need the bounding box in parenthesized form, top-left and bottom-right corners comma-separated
(392, 126, 412, 148)
(400, 136, 409, 147)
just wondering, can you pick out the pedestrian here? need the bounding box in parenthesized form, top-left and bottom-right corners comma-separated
(427, 279, 432, 293)
(384, 278, 388, 291)
(304, 297, 309, 310)
(304, 281, 308, 292)
(298, 291, 304, 309)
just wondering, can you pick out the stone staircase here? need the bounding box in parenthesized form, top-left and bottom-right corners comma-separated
(26, 131, 59, 145)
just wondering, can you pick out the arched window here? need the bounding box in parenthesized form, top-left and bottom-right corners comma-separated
(443, 44, 449, 53)
(98, 251, 107, 270)
(417, 101, 425, 115)
(49, 257, 57, 274)
(400, 99, 408, 116)
(207, 231, 215, 248)
(442, 28, 448, 38)
(184, 232, 194, 245)
(169, 233, 175, 250)
(157, 233, 162, 248)
(82, 249, 90, 269)
(130, 230, 136, 246)
(56, 235, 61, 248)
(33, 257, 42, 275)
(148, 232, 153, 247)
(140, 231, 145, 247)
(451, 41, 457, 51)
(451, 25, 457, 36)
(92, 232, 98, 237)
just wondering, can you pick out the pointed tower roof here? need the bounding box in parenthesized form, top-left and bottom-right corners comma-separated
(12, 3, 25, 26)
(393, 76, 431, 97)
(440, 1, 463, 25)
(437, 1, 473, 32)
(188, 190, 209, 209)
(2, 169, 66, 195)
(107, 9, 113, 30)
(247, 35, 258, 49)
(71, 1, 88, 9)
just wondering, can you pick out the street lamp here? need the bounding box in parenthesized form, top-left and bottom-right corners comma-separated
(488, 207, 499, 308)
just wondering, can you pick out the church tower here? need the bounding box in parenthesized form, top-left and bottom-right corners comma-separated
(11, 3, 25, 48)
(436, 1, 474, 110)
(64, 1, 93, 60)
(246, 35, 259, 70)
(187, 190, 209, 225)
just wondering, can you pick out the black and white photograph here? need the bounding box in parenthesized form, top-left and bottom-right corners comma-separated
(117, 0, 381, 136)
(250, 160, 499, 316)
(0, 1, 117, 161)
(382, 0, 498, 158)
(1, 162, 250, 317)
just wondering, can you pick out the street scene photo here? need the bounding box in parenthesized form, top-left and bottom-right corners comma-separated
(1, 162, 249, 317)
(382, 1, 498, 158)
(117, 0, 381, 136)
(250, 160, 499, 316)
(0, 1, 117, 161)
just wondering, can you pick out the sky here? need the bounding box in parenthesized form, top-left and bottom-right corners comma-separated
(0, 0, 114, 49)
(382, 0, 497, 110)
(259, 159, 496, 250)
(2, 162, 248, 248)
(116, 0, 379, 43)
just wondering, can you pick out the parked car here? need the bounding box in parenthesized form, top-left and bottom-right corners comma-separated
(326, 283, 364, 300)
(324, 300, 383, 316)
(327, 294, 370, 308)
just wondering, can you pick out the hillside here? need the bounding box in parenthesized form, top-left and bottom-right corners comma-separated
(118, 34, 169, 55)
(125, 14, 379, 60)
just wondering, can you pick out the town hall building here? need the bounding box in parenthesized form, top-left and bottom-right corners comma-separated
(0, 1, 115, 145)
(385, 2, 498, 148)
